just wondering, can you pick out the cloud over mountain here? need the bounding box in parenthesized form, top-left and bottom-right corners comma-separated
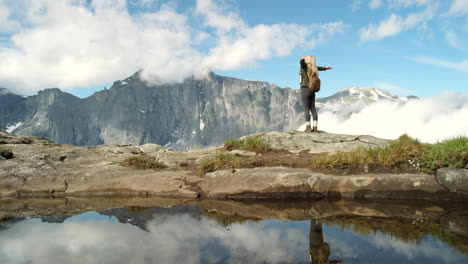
(0, 0, 344, 95)
(320, 91, 468, 143)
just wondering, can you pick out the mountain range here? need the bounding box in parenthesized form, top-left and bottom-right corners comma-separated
(0, 72, 416, 150)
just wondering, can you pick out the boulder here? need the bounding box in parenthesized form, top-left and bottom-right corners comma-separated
(199, 166, 466, 201)
(241, 131, 390, 153)
(436, 168, 468, 193)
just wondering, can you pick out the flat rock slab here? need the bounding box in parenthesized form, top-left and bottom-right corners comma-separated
(199, 167, 468, 201)
(241, 131, 390, 153)
(0, 131, 200, 198)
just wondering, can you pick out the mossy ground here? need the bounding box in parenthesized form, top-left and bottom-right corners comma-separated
(0, 148, 13, 159)
(121, 156, 167, 170)
(224, 136, 271, 152)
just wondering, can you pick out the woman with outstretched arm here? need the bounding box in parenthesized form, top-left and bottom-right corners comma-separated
(299, 56, 332, 132)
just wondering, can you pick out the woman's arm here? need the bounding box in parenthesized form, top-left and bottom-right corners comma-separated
(318, 66, 332, 71)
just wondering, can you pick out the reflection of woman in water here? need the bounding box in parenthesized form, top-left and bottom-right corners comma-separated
(309, 219, 342, 264)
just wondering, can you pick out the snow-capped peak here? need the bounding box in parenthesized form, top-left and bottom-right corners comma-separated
(337, 87, 402, 101)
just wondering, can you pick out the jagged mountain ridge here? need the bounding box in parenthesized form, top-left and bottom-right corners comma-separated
(0, 72, 415, 150)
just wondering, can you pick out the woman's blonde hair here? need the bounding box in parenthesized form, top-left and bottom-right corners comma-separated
(303, 55, 319, 78)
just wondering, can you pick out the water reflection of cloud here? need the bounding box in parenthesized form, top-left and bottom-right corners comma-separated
(144, 215, 308, 263)
(0, 213, 466, 264)
(0, 214, 309, 264)
(370, 232, 461, 263)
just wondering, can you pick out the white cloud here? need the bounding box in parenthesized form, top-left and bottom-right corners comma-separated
(0, 2, 21, 33)
(319, 91, 468, 143)
(0, 0, 345, 95)
(195, 0, 245, 34)
(369, 0, 383, 9)
(387, 0, 431, 9)
(444, 31, 466, 51)
(412, 56, 468, 73)
(133, 0, 158, 7)
(203, 22, 345, 72)
(350, 0, 363, 12)
(359, 7, 433, 42)
(448, 0, 468, 16)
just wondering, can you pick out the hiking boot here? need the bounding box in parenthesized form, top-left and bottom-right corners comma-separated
(304, 125, 312, 132)
(312, 126, 318, 132)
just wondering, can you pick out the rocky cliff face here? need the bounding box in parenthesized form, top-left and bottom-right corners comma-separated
(0, 73, 413, 150)
(1, 72, 304, 149)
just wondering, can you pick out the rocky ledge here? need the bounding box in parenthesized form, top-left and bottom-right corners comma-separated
(0, 131, 467, 202)
(241, 130, 390, 153)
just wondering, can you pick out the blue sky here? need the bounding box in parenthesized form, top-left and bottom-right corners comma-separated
(0, 0, 467, 98)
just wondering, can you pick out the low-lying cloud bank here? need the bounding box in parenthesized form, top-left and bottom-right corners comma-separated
(0, 0, 344, 94)
(318, 91, 468, 143)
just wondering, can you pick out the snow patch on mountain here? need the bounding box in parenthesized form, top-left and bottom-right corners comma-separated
(6, 122, 23, 133)
(200, 118, 205, 131)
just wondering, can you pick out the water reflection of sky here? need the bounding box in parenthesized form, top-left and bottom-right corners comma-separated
(0, 208, 466, 264)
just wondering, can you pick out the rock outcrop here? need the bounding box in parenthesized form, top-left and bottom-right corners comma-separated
(0, 131, 207, 197)
(241, 130, 390, 153)
(1, 131, 467, 201)
(199, 167, 466, 201)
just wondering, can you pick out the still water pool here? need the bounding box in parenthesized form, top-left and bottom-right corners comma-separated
(0, 198, 467, 264)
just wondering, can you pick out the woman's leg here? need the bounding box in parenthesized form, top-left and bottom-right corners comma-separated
(309, 92, 318, 132)
(301, 87, 311, 122)
(310, 92, 317, 121)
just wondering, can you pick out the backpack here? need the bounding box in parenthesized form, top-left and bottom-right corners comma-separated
(308, 73, 321, 92)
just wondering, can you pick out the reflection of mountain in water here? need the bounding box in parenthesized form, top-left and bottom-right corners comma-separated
(98, 205, 203, 231)
(41, 215, 73, 223)
(0, 217, 25, 230)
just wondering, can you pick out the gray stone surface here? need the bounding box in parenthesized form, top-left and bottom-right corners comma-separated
(199, 166, 464, 200)
(0, 131, 201, 198)
(241, 131, 390, 153)
(436, 168, 468, 193)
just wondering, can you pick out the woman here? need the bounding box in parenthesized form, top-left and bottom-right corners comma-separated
(300, 56, 332, 132)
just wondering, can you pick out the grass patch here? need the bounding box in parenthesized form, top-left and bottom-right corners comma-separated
(198, 154, 264, 174)
(224, 135, 271, 152)
(312, 135, 468, 172)
(0, 148, 13, 159)
(121, 156, 167, 170)
(420, 136, 468, 171)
